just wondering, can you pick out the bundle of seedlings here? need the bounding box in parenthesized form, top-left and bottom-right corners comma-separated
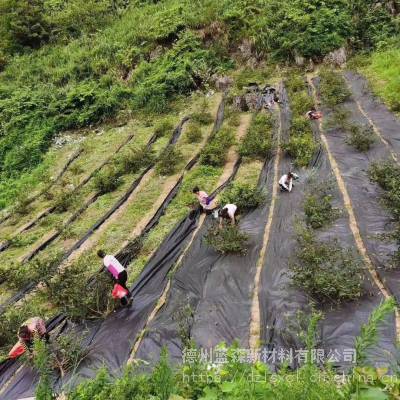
(220, 182, 265, 211)
(239, 112, 273, 160)
(205, 223, 249, 255)
(290, 225, 364, 303)
(304, 181, 340, 229)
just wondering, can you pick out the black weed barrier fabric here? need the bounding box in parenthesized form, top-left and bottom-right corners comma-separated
(344, 72, 400, 301)
(344, 72, 400, 158)
(0, 100, 227, 399)
(135, 104, 280, 366)
(258, 81, 397, 372)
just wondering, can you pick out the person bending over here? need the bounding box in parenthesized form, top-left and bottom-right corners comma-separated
(279, 172, 299, 193)
(218, 204, 238, 228)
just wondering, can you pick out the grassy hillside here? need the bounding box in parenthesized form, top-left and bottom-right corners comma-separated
(0, 0, 398, 211)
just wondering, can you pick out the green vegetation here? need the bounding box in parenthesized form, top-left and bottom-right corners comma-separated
(220, 182, 265, 210)
(27, 300, 398, 399)
(369, 161, 400, 263)
(283, 71, 318, 167)
(239, 113, 273, 160)
(93, 165, 123, 194)
(156, 146, 184, 176)
(304, 183, 339, 229)
(154, 119, 175, 139)
(44, 258, 116, 320)
(290, 225, 364, 303)
(117, 145, 156, 175)
(185, 123, 203, 143)
(200, 127, 235, 167)
(319, 68, 351, 108)
(345, 124, 375, 152)
(356, 48, 400, 112)
(205, 224, 249, 255)
(0, 0, 397, 211)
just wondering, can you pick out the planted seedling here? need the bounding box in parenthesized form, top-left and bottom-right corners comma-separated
(205, 224, 248, 255)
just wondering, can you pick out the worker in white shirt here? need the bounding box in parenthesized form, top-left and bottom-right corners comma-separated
(218, 204, 238, 228)
(279, 171, 299, 192)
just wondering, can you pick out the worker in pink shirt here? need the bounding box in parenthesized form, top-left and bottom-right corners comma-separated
(97, 250, 131, 306)
(193, 186, 215, 212)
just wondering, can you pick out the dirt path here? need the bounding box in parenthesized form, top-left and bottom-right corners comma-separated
(128, 113, 251, 362)
(308, 75, 400, 337)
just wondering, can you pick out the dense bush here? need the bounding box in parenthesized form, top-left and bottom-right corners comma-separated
(282, 133, 318, 167)
(156, 146, 184, 175)
(220, 182, 265, 210)
(290, 226, 364, 303)
(319, 69, 351, 108)
(154, 118, 174, 139)
(285, 71, 318, 167)
(190, 110, 213, 126)
(346, 124, 375, 152)
(200, 127, 235, 167)
(117, 145, 155, 175)
(52, 189, 78, 213)
(93, 166, 123, 194)
(239, 113, 273, 160)
(205, 224, 249, 254)
(304, 185, 339, 229)
(44, 260, 116, 320)
(6, 251, 63, 291)
(185, 122, 203, 143)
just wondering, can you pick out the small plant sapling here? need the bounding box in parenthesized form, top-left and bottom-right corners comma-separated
(205, 224, 248, 255)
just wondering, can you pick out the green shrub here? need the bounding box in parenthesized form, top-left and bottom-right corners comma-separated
(190, 111, 213, 125)
(117, 145, 155, 175)
(239, 113, 273, 160)
(304, 185, 339, 229)
(346, 124, 375, 152)
(220, 182, 265, 211)
(290, 91, 314, 116)
(185, 122, 203, 143)
(6, 251, 62, 291)
(282, 133, 318, 167)
(291, 116, 311, 135)
(154, 118, 174, 139)
(44, 259, 116, 320)
(13, 192, 33, 216)
(290, 226, 364, 303)
(151, 348, 175, 400)
(200, 127, 235, 167)
(319, 69, 351, 108)
(156, 146, 184, 175)
(205, 224, 248, 255)
(93, 165, 123, 194)
(53, 189, 77, 213)
(285, 73, 305, 94)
